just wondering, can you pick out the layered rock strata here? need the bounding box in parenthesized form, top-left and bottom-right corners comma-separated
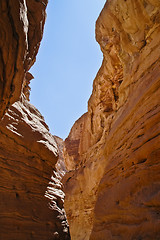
(0, 94, 70, 239)
(63, 0, 160, 239)
(0, 0, 70, 239)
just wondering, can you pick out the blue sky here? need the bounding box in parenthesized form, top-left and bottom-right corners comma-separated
(30, 0, 105, 139)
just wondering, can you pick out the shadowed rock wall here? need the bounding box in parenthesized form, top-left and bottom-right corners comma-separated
(0, 95, 70, 239)
(0, 0, 47, 118)
(0, 0, 70, 239)
(63, 0, 160, 239)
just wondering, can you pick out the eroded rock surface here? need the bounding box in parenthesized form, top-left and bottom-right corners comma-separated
(63, 0, 160, 239)
(0, 0, 47, 119)
(0, 0, 70, 239)
(0, 94, 70, 239)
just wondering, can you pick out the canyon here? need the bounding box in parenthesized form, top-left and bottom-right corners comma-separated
(0, 0, 160, 240)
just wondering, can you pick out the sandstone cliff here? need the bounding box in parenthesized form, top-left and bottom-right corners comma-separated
(0, 0, 47, 119)
(0, 1, 70, 239)
(63, 0, 160, 239)
(0, 94, 70, 239)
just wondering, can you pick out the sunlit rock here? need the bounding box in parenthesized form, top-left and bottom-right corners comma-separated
(63, 0, 160, 239)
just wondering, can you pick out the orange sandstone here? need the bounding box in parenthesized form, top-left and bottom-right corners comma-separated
(63, 0, 160, 239)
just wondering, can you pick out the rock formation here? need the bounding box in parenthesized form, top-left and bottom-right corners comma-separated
(63, 0, 160, 239)
(0, 1, 70, 239)
(0, 0, 47, 119)
(1, 0, 160, 239)
(0, 94, 70, 239)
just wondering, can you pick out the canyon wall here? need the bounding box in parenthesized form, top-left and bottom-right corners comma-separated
(0, 94, 70, 239)
(0, 0, 47, 118)
(63, 0, 160, 239)
(0, 1, 70, 239)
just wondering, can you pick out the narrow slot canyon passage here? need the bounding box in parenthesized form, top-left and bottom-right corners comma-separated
(29, 1, 106, 238)
(30, 0, 106, 139)
(0, 0, 160, 240)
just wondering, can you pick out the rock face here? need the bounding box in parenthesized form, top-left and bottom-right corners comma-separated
(63, 0, 160, 239)
(0, 0, 47, 119)
(0, 0, 70, 239)
(0, 94, 70, 239)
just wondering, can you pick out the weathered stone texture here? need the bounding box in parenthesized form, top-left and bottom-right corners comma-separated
(0, 0, 47, 119)
(63, 0, 160, 239)
(0, 0, 70, 239)
(0, 95, 70, 239)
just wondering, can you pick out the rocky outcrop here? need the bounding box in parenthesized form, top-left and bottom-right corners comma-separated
(0, 0, 70, 239)
(63, 0, 160, 239)
(0, 0, 47, 119)
(0, 94, 70, 239)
